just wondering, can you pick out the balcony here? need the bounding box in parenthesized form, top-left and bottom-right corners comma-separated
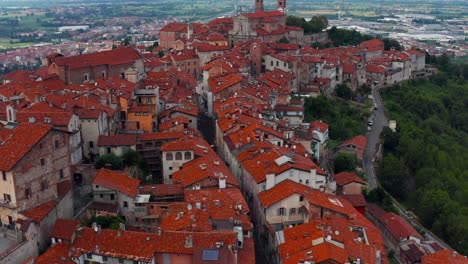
(134, 206, 147, 217)
(0, 199, 16, 210)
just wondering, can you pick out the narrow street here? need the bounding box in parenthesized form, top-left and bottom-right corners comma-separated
(364, 87, 387, 188)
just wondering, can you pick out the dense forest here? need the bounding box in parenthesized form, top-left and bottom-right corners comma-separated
(379, 60, 468, 254)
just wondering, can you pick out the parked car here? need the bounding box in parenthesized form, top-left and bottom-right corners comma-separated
(367, 126, 372, 131)
(368, 121, 373, 126)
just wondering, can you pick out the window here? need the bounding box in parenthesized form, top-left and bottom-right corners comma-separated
(305, 179, 310, 184)
(100, 194, 103, 198)
(278, 207, 286, 216)
(41, 181, 48, 191)
(118, 259, 124, 264)
(135, 112, 141, 116)
(40, 158, 45, 166)
(2, 171, 6, 181)
(298, 207, 304, 214)
(102, 256, 108, 261)
(54, 139, 59, 149)
(89, 141, 94, 148)
(101, 71, 106, 78)
(184, 151, 191, 160)
(299, 195, 304, 202)
(123, 201, 128, 208)
(3, 194, 11, 202)
(86, 253, 92, 259)
(169, 167, 173, 171)
(290, 208, 296, 215)
(276, 61, 279, 67)
(84, 74, 89, 81)
(59, 169, 64, 180)
(39, 143, 43, 149)
(95, 185, 99, 188)
(143, 112, 148, 116)
(166, 153, 173, 161)
(270, 61, 273, 66)
(110, 194, 115, 200)
(175, 152, 182, 160)
(25, 188, 31, 199)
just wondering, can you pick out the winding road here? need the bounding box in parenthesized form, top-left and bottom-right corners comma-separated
(362, 87, 452, 251)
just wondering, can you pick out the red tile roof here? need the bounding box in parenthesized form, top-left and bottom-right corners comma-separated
(21, 200, 58, 223)
(381, 212, 423, 241)
(0, 123, 52, 171)
(52, 47, 141, 70)
(258, 180, 350, 216)
(160, 22, 187, 32)
(49, 219, 81, 241)
(93, 169, 140, 197)
(35, 243, 74, 264)
(333, 172, 367, 186)
(339, 135, 367, 150)
(97, 134, 137, 147)
(340, 194, 367, 207)
(309, 120, 329, 133)
(138, 184, 184, 197)
(208, 73, 243, 94)
(422, 249, 468, 264)
(71, 227, 239, 261)
(366, 64, 386, 73)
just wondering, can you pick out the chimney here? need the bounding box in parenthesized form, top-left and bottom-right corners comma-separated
(219, 175, 226, 189)
(185, 235, 193, 248)
(157, 227, 162, 236)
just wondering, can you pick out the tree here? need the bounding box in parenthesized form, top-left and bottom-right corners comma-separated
(381, 127, 399, 154)
(95, 153, 124, 170)
(277, 36, 290, 43)
(335, 84, 353, 100)
(334, 153, 356, 173)
(378, 154, 408, 200)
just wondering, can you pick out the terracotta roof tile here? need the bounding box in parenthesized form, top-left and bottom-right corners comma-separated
(50, 219, 81, 241)
(140, 131, 185, 141)
(21, 200, 58, 223)
(35, 243, 74, 264)
(0, 123, 52, 171)
(51, 47, 141, 70)
(138, 184, 184, 197)
(422, 249, 468, 264)
(93, 169, 140, 197)
(381, 212, 423, 241)
(333, 172, 367, 186)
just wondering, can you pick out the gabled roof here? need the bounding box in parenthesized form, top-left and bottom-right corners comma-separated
(160, 22, 187, 32)
(0, 123, 52, 171)
(333, 172, 367, 186)
(49, 219, 81, 241)
(339, 135, 367, 150)
(309, 120, 329, 133)
(381, 212, 423, 241)
(34, 243, 74, 264)
(51, 47, 141, 70)
(258, 180, 350, 216)
(422, 249, 468, 264)
(21, 200, 58, 223)
(71, 228, 238, 261)
(93, 169, 140, 197)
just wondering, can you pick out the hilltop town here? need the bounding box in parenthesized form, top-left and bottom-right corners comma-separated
(0, 0, 465, 264)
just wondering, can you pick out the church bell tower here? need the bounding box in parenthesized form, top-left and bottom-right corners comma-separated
(255, 0, 264, 12)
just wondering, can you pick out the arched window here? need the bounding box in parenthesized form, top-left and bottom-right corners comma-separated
(184, 151, 191, 160)
(175, 152, 182, 160)
(166, 153, 173, 161)
(278, 207, 286, 216)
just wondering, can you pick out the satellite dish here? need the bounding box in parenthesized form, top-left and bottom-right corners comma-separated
(187, 203, 192, 211)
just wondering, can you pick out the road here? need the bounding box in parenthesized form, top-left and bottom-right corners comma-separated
(363, 87, 452, 251)
(364, 87, 387, 188)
